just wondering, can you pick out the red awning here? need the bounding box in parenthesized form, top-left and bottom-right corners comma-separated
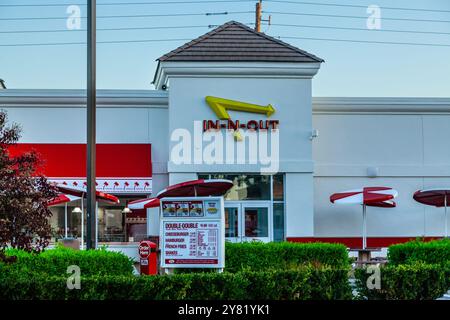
(8, 143, 152, 194)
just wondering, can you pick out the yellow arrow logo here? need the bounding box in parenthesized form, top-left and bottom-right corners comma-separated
(205, 96, 276, 120)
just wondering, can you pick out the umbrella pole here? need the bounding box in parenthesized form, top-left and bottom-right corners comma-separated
(64, 203, 68, 238)
(95, 201, 98, 249)
(81, 198, 84, 250)
(362, 204, 367, 250)
(445, 194, 448, 238)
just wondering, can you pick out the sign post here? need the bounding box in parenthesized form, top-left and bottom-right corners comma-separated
(159, 196, 225, 272)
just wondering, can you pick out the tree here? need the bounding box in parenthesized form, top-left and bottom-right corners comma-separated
(0, 110, 57, 252)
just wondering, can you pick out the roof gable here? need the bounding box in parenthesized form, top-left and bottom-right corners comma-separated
(157, 21, 323, 63)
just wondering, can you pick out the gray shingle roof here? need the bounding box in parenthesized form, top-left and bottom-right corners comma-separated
(157, 21, 323, 63)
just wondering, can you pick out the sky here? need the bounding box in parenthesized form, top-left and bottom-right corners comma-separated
(0, 0, 449, 97)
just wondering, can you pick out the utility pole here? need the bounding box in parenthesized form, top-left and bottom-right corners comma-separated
(255, 0, 262, 32)
(255, 1, 271, 33)
(86, 0, 97, 250)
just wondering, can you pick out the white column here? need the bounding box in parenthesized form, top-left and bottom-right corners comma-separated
(81, 199, 84, 250)
(64, 203, 68, 238)
(285, 173, 314, 238)
(147, 207, 160, 237)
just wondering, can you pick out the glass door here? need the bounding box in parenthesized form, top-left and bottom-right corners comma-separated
(242, 203, 270, 243)
(224, 204, 241, 243)
(224, 202, 271, 243)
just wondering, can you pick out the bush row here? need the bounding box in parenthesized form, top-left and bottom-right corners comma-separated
(2, 246, 134, 276)
(0, 266, 352, 300)
(387, 238, 450, 266)
(224, 242, 350, 272)
(355, 262, 449, 300)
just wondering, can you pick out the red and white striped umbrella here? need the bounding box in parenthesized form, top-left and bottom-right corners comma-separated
(330, 187, 398, 205)
(413, 188, 450, 237)
(330, 187, 398, 249)
(54, 184, 120, 204)
(128, 179, 233, 212)
(47, 194, 81, 207)
(128, 197, 160, 210)
(156, 179, 233, 198)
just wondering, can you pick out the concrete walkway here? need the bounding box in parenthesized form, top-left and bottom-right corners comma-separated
(437, 290, 450, 300)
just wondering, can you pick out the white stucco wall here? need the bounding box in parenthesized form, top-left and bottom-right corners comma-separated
(2, 91, 449, 242)
(161, 61, 320, 238)
(312, 98, 450, 238)
(167, 76, 314, 174)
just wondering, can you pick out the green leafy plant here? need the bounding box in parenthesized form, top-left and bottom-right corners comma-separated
(355, 262, 448, 300)
(388, 238, 450, 266)
(0, 266, 352, 300)
(224, 241, 349, 272)
(2, 246, 134, 276)
(0, 110, 57, 252)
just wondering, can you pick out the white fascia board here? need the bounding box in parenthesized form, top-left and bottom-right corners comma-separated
(0, 89, 169, 108)
(154, 61, 322, 89)
(313, 97, 450, 114)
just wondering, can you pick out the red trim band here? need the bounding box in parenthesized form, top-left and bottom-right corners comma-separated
(287, 236, 443, 248)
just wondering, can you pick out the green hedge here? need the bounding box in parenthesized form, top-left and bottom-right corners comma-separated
(0, 266, 352, 300)
(2, 246, 134, 276)
(355, 262, 448, 300)
(388, 239, 450, 266)
(224, 242, 350, 272)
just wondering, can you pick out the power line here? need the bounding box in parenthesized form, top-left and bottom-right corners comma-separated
(2, 22, 448, 36)
(0, 38, 193, 47)
(272, 23, 450, 36)
(278, 35, 450, 47)
(0, 11, 252, 21)
(0, 25, 209, 34)
(0, 0, 254, 7)
(1, 34, 449, 48)
(265, 11, 450, 24)
(266, 0, 450, 14)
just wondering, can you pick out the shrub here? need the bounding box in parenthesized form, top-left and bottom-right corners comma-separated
(224, 242, 349, 273)
(0, 266, 352, 300)
(2, 246, 134, 276)
(388, 239, 450, 266)
(355, 262, 448, 300)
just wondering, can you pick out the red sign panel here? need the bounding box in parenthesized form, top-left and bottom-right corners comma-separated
(8, 143, 152, 178)
(8, 143, 152, 194)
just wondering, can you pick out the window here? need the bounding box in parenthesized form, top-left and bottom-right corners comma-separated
(199, 173, 286, 242)
(273, 203, 285, 242)
(48, 197, 147, 244)
(200, 174, 272, 200)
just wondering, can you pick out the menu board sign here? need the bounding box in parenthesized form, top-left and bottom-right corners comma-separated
(160, 197, 225, 268)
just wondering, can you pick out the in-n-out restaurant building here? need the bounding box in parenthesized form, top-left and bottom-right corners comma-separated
(1, 22, 450, 259)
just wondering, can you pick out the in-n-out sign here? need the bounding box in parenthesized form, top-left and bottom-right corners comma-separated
(203, 119, 279, 131)
(204, 96, 279, 140)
